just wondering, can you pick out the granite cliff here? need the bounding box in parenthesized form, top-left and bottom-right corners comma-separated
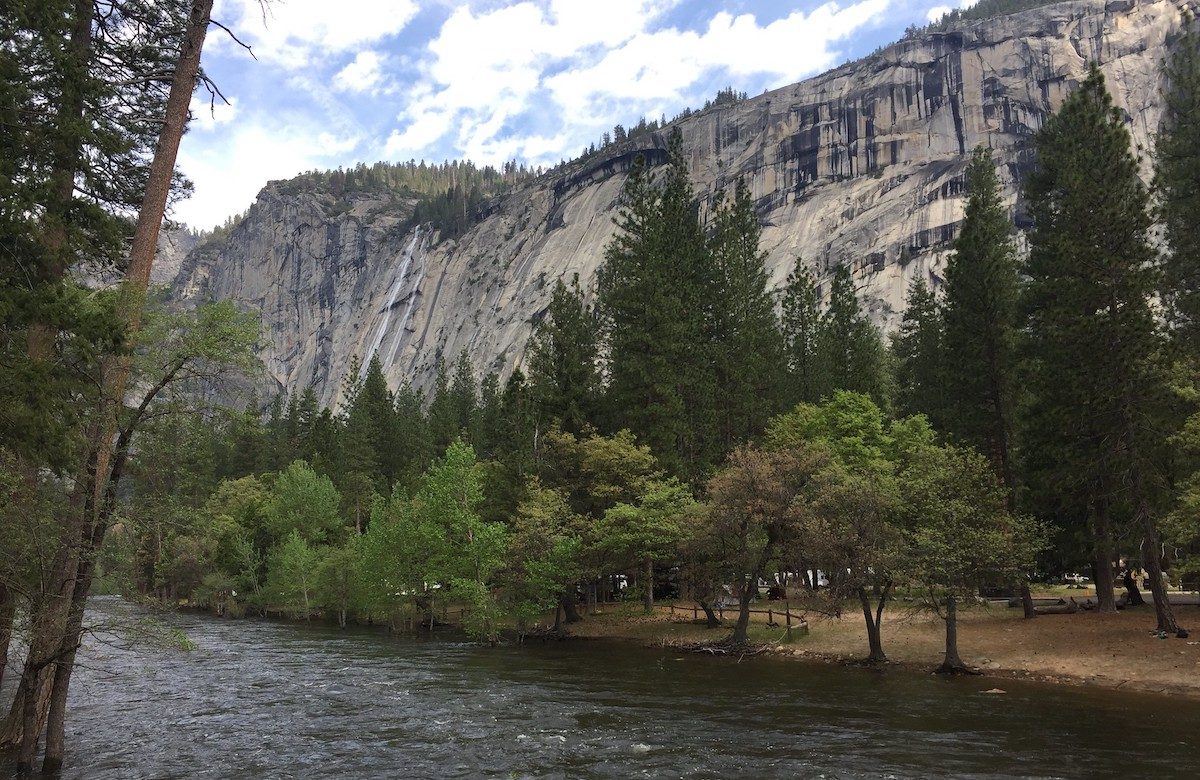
(171, 0, 1188, 408)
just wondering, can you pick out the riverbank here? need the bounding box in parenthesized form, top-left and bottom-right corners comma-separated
(562, 598, 1200, 699)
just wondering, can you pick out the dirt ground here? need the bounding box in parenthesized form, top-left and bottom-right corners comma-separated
(566, 595, 1200, 699)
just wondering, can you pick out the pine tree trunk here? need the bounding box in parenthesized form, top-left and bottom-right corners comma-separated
(1091, 502, 1118, 613)
(0, 584, 14, 690)
(586, 580, 598, 614)
(1137, 502, 1180, 634)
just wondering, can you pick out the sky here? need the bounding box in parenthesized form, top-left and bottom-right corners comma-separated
(178, 0, 975, 229)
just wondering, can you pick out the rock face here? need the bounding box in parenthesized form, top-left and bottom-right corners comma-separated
(172, 0, 1185, 408)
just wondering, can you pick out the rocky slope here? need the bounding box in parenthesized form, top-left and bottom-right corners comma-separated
(172, 0, 1187, 408)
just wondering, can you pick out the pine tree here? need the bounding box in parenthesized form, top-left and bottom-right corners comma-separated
(815, 264, 888, 405)
(780, 259, 822, 406)
(941, 146, 1020, 491)
(449, 349, 479, 446)
(341, 355, 393, 489)
(427, 358, 457, 452)
(527, 275, 599, 436)
(891, 276, 944, 427)
(1022, 66, 1180, 632)
(708, 179, 786, 451)
(1157, 18, 1200, 352)
(598, 129, 715, 480)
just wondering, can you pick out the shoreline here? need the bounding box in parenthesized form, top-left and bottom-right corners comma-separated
(556, 600, 1200, 701)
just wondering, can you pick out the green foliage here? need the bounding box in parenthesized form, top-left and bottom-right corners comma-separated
(815, 265, 889, 406)
(901, 445, 1042, 600)
(265, 531, 323, 618)
(528, 276, 600, 435)
(268, 461, 343, 544)
(781, 260, 822, 406)
(1021, 66, 1169, 531)
(1158, 18, 1200, 352)
(941, 147, 1019, 487)
(891, 277, 944, 428)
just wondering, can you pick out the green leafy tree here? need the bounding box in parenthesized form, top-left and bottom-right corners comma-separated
(597, 479, 694, 612)
(901, 445, 1042, 672)
(266, 531, 322, 620)
(268, 461, 344, 544)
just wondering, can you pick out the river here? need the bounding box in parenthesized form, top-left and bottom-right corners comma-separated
(3, 597, 1199, 779)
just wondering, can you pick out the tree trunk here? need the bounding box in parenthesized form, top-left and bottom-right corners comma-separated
(857, 584, 890, 663)
(698, 600, 721, 628)
(560, 592, 581, 624)
(1019, 583, 1036, 619)
(0, 584, 14, 690)
(936, 594, 971, 674)
(1091, 502, 1117, 613)
(1138, 514, 1180, 634)
(642, 556, 654, 614)
(36, 5, 215, 768)
(586, 580, 598, 614)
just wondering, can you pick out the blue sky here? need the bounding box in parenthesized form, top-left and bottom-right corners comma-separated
(179, 0, 971, 229)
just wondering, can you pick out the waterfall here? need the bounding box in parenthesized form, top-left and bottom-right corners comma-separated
(362, 227, 420, 372)
(385, 232, 427, 368)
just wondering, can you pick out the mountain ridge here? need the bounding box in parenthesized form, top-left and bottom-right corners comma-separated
(172, 0, 1187, 408)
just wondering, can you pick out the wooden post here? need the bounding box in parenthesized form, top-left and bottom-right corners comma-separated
(718, 607, 724, 621)
(693, 605, 698, 620)
(669, 604, 675, 617)
(785, 604, 792, 642)
(768, 609, 773, 626)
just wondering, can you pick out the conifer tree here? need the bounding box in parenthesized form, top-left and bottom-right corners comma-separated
(1157, 18, 1200, 351)
(708, 179, 786, 451)
(1022, 66, 1181, 632)
(780, 259, 822, 406)
(598, 129, 714, 480)
(528, 275, 599, 436)
(942, 146, 1020, 491)
(449, 349, 480, 446)
(816, 264, 888, 405)
(891, 276, 944, 427)
(427, 358, 458, 451)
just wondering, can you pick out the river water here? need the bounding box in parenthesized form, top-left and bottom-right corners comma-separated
(3, 597, 1199, 779)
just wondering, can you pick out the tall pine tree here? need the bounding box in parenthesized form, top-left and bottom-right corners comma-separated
(815, 264, 889, 406)
(891, 276, 944, 428)
(708, 179, 786, 451)
(780, 259, 822, 407)
(1022, 66, 1180, 631)
(598, 129, 715, 480)
(527, 275, 599, 436)
(1157, 18, 1200, 352)
(941, 146, 1020, 492)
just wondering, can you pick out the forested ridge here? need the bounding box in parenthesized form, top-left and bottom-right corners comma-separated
(5, 0, 1200, 774)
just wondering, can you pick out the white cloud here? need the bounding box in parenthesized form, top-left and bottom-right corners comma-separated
(334, 50, 384, 93)
(925, 0, 978, 22)
(213, 0, 418, 66)
(188, 94, 239, 130)
(385, 0, 890, 167)
(175, 121, 360, 228)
